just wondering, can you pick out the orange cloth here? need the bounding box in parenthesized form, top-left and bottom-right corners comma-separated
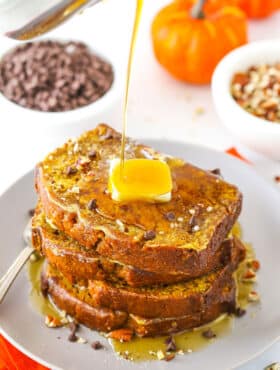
(226, 147, 251, 164)
(0, 335, 49, 370)
(0, 147, 248, 370)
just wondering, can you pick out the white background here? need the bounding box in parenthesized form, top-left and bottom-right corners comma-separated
(0, 0, 280, 368)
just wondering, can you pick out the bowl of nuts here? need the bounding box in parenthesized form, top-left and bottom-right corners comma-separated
(0, 39, 121, 152)
(212, 39, 280, 160)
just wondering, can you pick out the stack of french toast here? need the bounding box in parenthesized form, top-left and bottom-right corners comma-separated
(32, 124, 245, 338)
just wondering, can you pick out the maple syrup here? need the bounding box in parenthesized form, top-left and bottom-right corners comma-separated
(111, 315, 232, 361)
(120, 0, 144, 170)
(27, 257, 61, 319)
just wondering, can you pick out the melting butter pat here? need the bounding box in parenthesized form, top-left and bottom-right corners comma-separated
(108, 158, 172, 203)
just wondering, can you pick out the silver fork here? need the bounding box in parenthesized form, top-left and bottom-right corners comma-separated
(0, 219, 34, 304)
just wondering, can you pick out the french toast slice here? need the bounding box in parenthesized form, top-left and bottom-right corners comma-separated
(35, 124, 242, 274)
(85, 238, 243, 318)
(41, 237, 244, 319)
(42, 263, 236, 336)
(32, 204, 244, 287)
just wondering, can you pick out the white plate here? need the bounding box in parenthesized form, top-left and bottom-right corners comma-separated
(0, 140, 280, 370)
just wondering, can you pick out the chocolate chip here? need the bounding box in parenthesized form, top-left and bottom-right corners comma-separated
(164, 212, 176, 221)
(68, 332, 78, 342)
(0, 41, 114, 112)
(188, 214, 197, 232)
(28, 208, 35, 217)
(202, 329, 216, 339)
(88, 199, 97, 211)
(234, 307, 246, 317)
(91, 341, 104, 350)
(65, 166, 77, 176)
(188, 205, 202, 233)
(165, 336, 177, 352)
(68, 322, 79, 342)
(210, 168, 222, 177)
(143, 230, 156, 241)
(274, 176, 280, 183)
(88, 150, 97, 160)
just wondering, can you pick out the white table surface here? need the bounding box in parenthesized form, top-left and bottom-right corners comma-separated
(0, 1, 280, 369)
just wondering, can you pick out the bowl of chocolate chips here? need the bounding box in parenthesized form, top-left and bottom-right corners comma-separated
(0, 39, 121, 149)
(212, 39, 280, 160)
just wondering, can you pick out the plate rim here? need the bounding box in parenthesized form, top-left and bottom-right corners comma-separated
(0, 139, 280, 370)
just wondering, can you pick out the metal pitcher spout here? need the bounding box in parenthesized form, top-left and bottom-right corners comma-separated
(0, 0, 102, 40)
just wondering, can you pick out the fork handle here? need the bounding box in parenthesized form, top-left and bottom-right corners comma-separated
(0, 246, 34, 304)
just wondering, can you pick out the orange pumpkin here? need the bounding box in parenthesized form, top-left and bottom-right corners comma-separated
(151, 0, 247, 84)
(236, 0, 280, 18)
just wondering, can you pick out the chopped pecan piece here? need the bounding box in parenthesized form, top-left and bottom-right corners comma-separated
(108, 328, 134, 342)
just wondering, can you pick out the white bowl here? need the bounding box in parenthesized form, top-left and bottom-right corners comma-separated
(212, 39, 280, 160)
(0, 38, 122, 154)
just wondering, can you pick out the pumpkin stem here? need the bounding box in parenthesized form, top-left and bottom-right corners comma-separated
(190, 0, 207, 19)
